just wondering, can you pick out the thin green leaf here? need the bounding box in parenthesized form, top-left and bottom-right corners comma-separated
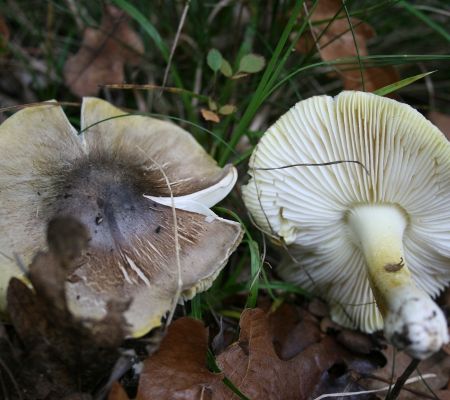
(267, 55, 450, 99)
(208, 98, 218, 111)
(189, 295, 203, 319)
(245, 240, 261, 308)
(111, 0, 168, 58)
(374, 70, 436, 97)
(207, 48, 223, 72)
(218, 104, 237, 115)
(219, 0, 305, 165)
(399, 0, 450, 43)
(207, 350, 251, 400)
(238, 53, 266, 73)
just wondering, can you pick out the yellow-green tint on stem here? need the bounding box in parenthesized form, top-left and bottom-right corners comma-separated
(347, 204, 411, 317)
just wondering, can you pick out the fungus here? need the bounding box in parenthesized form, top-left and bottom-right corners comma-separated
(243, 91, 450, 359)
(0, 98, 243, 336)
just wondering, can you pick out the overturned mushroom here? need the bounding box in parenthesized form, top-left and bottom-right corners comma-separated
(243, 91, 450, 359)
(0, 98, 243, 336)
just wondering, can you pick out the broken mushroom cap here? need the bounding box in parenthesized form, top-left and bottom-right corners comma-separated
(0, 98, 243, 336)
(243, 91, 450, 359)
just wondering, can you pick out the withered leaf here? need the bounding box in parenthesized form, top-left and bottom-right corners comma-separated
(64, 5, 144, 97)
(200, 108, 221, 123)
(137, 317, 223, 400)
(268, 302, 322, 359)
(214, 308, 345, 400)
(297, 0, 399, 92)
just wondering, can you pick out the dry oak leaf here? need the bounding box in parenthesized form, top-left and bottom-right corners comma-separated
(297, 0, 398, 92)
(137, 317, 224, 400)
(215, 308, 345, 400)
(64, 5, 144, 97)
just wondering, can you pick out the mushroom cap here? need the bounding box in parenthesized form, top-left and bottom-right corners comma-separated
(242, 91, 450, 332)
(0, 98, 243, 336)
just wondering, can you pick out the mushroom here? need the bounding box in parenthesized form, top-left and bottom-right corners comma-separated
(0, 98, 243, 336)
(243, 91, 450, 359)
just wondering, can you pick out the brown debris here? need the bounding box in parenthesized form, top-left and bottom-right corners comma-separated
(360, 344, 450, 399)
(297, 0, 399, 93)
(137, 317, 223, 400)
(269, 303, 322, 359)
(64, 5, 144, 97)
(200, 108, 221, 123)
(215, 308, 345, 400)
(5, 216, 130, 400)
(336, 329, 375, 355)
(108, 382, 130, 400)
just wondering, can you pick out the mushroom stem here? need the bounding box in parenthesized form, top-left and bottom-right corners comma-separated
(348, 205, 449, 359)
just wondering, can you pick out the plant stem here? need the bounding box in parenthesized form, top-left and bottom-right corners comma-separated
(385, 359, 421, 400)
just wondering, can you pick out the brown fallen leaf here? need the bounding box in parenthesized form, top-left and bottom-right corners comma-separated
(268, 302, 322, 359)
(64, 5, 144, 97)
(137, 317, 224, 400)
(437, 391, 450, 400)
(297, 0, 399, 92)
(215, 308, 346, 400)
(200, 108, 221, 123)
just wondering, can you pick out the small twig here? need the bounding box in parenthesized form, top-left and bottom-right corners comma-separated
(313, 372, 435, 400)
(136, 148, 182, 327)
(385, 358, 421, 400)
(161, 0, 191, 92)
(254, 159, 370, 175)
(0, 101, 80, 113)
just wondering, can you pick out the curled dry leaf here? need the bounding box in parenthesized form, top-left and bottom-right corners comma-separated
(296, 0, 399, 92)
(137, 317, 223, 400)
(64, 5, 144, 97)
(201, 108, 221, 123)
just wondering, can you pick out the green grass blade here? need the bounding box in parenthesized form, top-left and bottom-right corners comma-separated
(399, 0, 450, 43)
(190, 294, 203, 319)
(112, 0, 198, 124)
(245, 240, 261, 308)
(267, 55, 450, 98)
(218, 0, 305, 165)
(215, 207, 263, 308)
(374, 70, 436, 96)
(111, 0, 169, 58)
(207, 350, 251, 400)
